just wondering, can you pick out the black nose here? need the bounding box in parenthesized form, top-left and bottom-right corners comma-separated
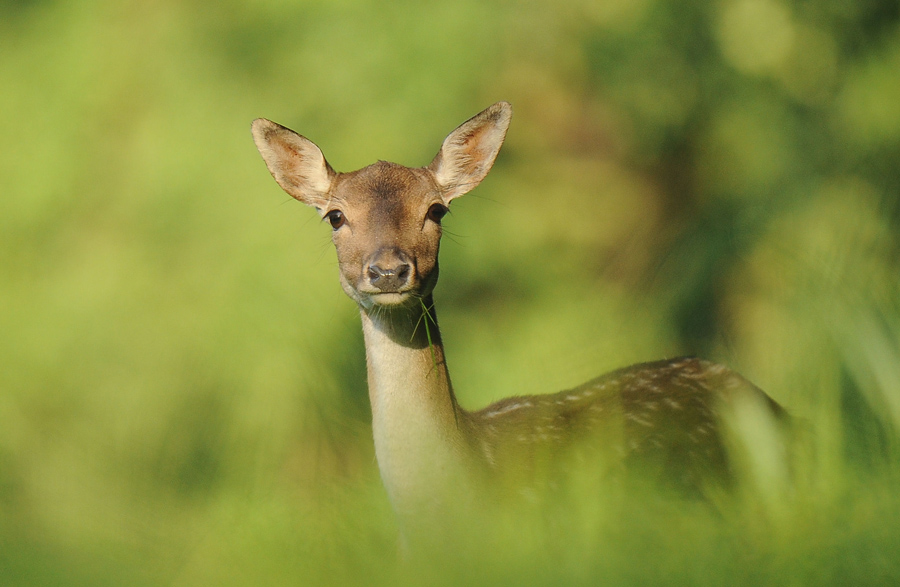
(366, 249, 412, 292)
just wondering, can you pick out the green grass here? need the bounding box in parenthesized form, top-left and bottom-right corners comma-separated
(2, 0, 899, 584)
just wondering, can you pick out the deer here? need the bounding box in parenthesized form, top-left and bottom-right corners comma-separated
(250, 102, 786, 540)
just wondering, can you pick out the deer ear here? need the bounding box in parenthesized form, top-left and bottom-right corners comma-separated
(251, 118, 335, 210)
(428, 102, 512, 202)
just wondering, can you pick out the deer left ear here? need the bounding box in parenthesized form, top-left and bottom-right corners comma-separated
(428, 102, 512, 203)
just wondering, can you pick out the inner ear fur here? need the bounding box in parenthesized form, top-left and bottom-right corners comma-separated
(251, 118, 336, 210)
(428, 102, 512, 202)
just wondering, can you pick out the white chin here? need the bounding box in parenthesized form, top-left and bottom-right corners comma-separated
(363, 292, 412, 308)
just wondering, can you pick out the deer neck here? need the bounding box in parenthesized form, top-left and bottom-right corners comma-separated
(359, 295, 473, 517)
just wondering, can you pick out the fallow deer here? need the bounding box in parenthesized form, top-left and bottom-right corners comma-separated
(251, 102, 785, 537)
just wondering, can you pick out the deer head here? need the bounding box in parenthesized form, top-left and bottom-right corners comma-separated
(251, 102, 512, 311)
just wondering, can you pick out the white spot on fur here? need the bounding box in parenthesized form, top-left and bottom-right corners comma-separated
(483, 401, 532, 418)
(626, 412, 654, 427)
(664, 397, 683, 410)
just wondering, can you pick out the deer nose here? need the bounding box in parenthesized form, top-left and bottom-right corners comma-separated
(366, 249, 412, 292)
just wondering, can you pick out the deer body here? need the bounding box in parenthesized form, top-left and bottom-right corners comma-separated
(251, 103, 783, 528)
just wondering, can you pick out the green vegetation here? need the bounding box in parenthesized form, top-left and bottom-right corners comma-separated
(1, 0, 898, 584)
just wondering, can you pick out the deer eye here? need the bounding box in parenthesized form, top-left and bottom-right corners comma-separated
(426, 203, 448, 224)
(325, 210, 345, 230)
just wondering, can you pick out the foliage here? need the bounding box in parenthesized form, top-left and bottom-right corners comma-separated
(1, 0, 899, 584)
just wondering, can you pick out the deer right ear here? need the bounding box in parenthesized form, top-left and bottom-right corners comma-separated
(251, 118, 336, 210)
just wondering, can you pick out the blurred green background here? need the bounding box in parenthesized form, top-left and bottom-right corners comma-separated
(2, 0, 899, 584)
